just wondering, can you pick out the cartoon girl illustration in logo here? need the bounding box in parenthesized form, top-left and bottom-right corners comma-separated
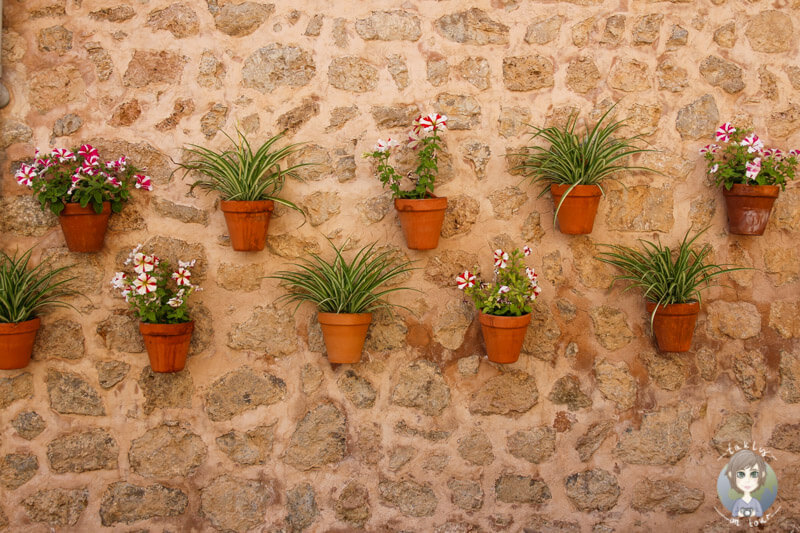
(724, 449, 767, 518)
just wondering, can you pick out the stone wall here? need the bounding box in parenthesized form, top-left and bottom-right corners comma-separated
(2, 0, 800, 531)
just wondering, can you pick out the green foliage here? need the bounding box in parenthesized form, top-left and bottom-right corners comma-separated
(270, 240, 416, 314)
(459, 248, 542, 317)
(596, 227, 744, 326)
(179, 129, 308, 212)
(0, 247, 75, 323)
(517, 104, 656, 222)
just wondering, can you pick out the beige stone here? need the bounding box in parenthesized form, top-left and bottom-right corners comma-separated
(502, 55, 554, 91)
(633, 14, 663, 45)
(714, 22, 736, 48)
(675, 94, 719, 140)
(242, 44, 315, 93)
(355, 10, 421, 41)
(615, 403, 693, 465)
(566, 57, 601, 94)
(600, 15, 626, 46)
(711, 412, 753, 455)
(706, 301, 761, 339)
(631, 480, 704, 514)
(657, 57, 688, 92)
(608, 58, 650, 92)
(29, 65, 85, 112)
(214, 2, 273, 36)
(767, 104, 800, 139)
(123, 50, 186, 88)
(699, 55, 744, 94)
(572, 17, 595, 47)
(435, 8, 509, 45)
(434, 93, 481, 130)
(526, 16, 564, 45)
(745, 10, 793, 53)
(498, 106, 531, 138)
(328, 56, 378, 92)
(732, 350, 766, 401)
(590, 306, 633, 351)
(594, 358, 637, 410)
(146, 3, 199, 38)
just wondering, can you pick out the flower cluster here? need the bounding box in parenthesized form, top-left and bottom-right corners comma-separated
(701, 123, 799, 190)
(16, 144, 153, 216)
(111, 245, 197, 324)
(363, 113, 448, 199)
(457, 246, 542, 317)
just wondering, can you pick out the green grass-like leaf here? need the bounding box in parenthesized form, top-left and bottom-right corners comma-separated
(270, 240, 416, 314)
(596, 227, 746, 328)
(178, 129, 310, 212)
(0, 247, 76, 323)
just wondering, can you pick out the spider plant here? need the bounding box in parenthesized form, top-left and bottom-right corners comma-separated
(596, 227, 744, 326)
(517, 104, 656, 222)
(0, 247, 75, 323)
(179, 129, 308, 211)
(270, 240, 416, 314)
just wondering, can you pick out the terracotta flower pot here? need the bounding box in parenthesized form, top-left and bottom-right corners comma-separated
(58, 202, 111, 252)
(478, 312, 532, 364)
(550, 184, 602, 235)
(0, 318, 41, 370)
(317, 312, 372, 364)
(220, 200, 275, 251)
(722, 184, 780, 236)
(645, 301, 700, 353)
(139, 321, 194, 373)
(394, 196, 448, 250)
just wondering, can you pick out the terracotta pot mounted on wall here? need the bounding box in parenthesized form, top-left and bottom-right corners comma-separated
(317, 312, 372, 364)
(58, 201, 111, 252)
(0, 318, 41, 370)
(645, 301, 699, 353)
(722, 184, 780, 236)
(478, 312, 531, 364)
(394, 196, 448, 250)
(550, 184, 602, 235)
(139, 321, 194, 373)
(220, 200, 275, 251)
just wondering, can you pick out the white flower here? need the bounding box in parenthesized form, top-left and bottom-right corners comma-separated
(498, 285, 510, 295)
(110, 272, 128, 290)
(132, 273, 157, 295)
(709, 164, 719, 174)
(167, 297, 183, 308)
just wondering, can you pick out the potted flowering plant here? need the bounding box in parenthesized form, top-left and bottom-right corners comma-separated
(457, 246, 542, 364)
(111, 245, 198, 372)
(271, 240, 415, 364)
(701, 123, 798, 235)
(0, 247, 75, 369)
(517, 105, 654, 235)
(178, 130, 307, 252)
(364, 113, 448, 250)
(596, 227, 743, 352)
(16, 144, 153, 252)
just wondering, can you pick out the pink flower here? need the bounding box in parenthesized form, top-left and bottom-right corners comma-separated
(51, 148, 76, 162)
(498, 285, 510, 295)
(167, 297, 183, 308)
(133, 273, 157, 295)
(71, 172, 83, 185)
(762, 148, 782, 159)
(77, 144, 99, 164)
(522, 245, 532, 257)
(106, 176, 121, 187)
(172, 267, 192, 287)
(745, 158, 762, 181)
(134, 174, 153, 191)
(493, 249, 508, 269)
(699, 144, 720, 154)
(15, 164, 36, 187)
(740, 134, 764, 154)
(715, 123, 736, 143)
(790, 149, 800, 157)
(456, 270, 476, 290)
(418, 113, 447, 133)
(105, 156, 127, 171)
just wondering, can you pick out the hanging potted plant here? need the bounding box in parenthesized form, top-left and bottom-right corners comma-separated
(457, 246, 542, 364)
(178, 130, 307, 252)
(0, 247, 75, 369)
(596, 228, 743, 352)
(517, 106, 655, 235)
(110, 245, 198, 372)
(16, 144, 153, 252)
(271, 240, 415, 364)
(701, 123, 798, 235)
(364, 113, 448, 250)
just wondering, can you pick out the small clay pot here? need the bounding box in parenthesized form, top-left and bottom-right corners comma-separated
(394, 196, 448, 250)
(550, 184, 602, 235)
(0, 317, 41, 370)
(722, 184, 780, 236)
(317, 312, 372, 364)
(478, 312, 532, 364)
(58, 202, 111, 252)
(220, 200, 275, 251)
(645, 301, 700, 353)
(139, 321, 194, 373)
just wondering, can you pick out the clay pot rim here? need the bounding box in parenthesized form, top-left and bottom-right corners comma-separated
(61, 201, 111, 215)
(645, 300, 700, 316)
(0, 317, 41, 334)
(722, 184, 780, 198)
(220, 199, 275, 213)
(317, 312, 373, 326)
(478, 311, 532, 328)
(139, 321, 194, 336)
(394, 196, 448, 212)
(550, 183, 603, 197)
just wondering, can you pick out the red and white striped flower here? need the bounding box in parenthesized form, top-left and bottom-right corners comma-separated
(493, 249, 508, 269)
(715, 123, 736, 143)
(699, 144, 720, 154)
(745, 157, 762, 181)
(497, 285, 510, 295)
(709, 164, 719, 174)
(407, 130, 421, 150)
(456, 270, 476, 290)
(172, 267, 192, 287)
(533, 285, 542, 297)
(522, 245, 532, 257)
(167, 296, 183, 308)
(740, 134, 764, 154)
(134, 174, 153, 191)
(51, 148, 76, 162)
(106, 175, 121, 187)
(77, 144, 100, 165)
(15, 164, 36, 187)
(132, 253, 156, 274)
(132, 272, 157, 295)
(762, 148, 782, 159)
(375, 138, 399, 153)
(110, 272, 128, 290)
(526, 267, 538, 283)
(790, 149, 800, 157)
(418, 113, 447, 133)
